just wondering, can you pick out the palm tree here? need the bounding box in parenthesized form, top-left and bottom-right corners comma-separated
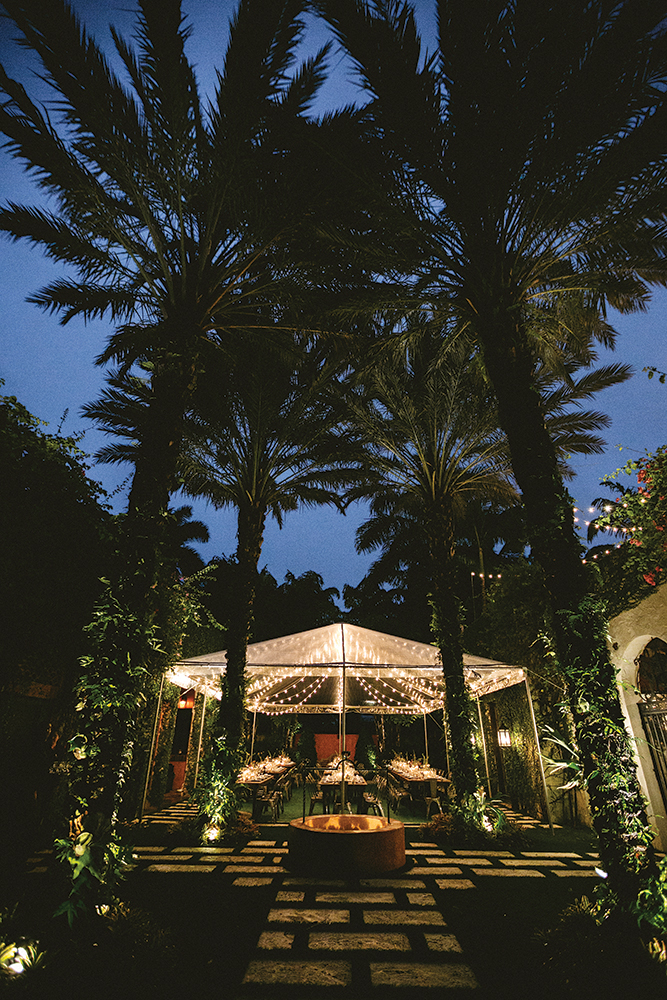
(318, 0, 667, 900)
(179, 339, 360, 749)
(347, 335, 517, 796)
(0, 0, 385, 851)
(0, 0, 360, 827)
(347, 332, 633, 799)
(0, 0, 341, 607)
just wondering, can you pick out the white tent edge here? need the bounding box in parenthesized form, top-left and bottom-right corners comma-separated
(169, 622, 527, 712)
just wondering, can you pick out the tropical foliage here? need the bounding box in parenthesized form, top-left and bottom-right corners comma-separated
(317, 0, 667, 902)
(347, 335, 517, 796)
(588, 446, 667, 616)
(181, 339, 359, 747)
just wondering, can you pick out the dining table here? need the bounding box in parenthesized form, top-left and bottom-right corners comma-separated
(237, 756, 294, 820)
(388, 760, 450, 813)
(318, 761, 367, 812)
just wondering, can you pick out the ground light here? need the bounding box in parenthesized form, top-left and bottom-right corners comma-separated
(0, 940, 46, 977)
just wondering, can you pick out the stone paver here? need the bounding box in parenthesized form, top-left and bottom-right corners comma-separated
(145, 863, 216, 872)
(144, 854, 193, 861)
(268, 907, 350, 924)
(412, 866, 464, 875)
(223, 865, 285, 873)
(453, 849, 512, 856)
(282, 877, 346, 887)
(309, 931, 411, 951)
(257, 931, 295, 949)
(472, 867, 544, 877)
(522, 851, 580, 857)
(553, 869, 599, 877)
(360, 878, 426, 888)
(370, 961, 479, 988)
(438, 857, 491, 865)
(501, 857, 564, 867)
(315, 891, 396, 904)
(436, 878, 476, 889)
(406, 892, 437, 906)
(363, 908, 446, 925)
(186, 846, 234, 853)
(242, 959, 352, 986)
(424, 932, 463, 952)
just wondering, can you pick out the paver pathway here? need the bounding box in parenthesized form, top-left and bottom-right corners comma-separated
(24, 803, 600, 997)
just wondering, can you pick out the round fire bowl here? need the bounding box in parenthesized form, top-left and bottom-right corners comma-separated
(287, 814, 406, 875)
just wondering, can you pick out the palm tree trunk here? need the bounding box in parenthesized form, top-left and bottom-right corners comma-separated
(478, 312, 656, 898)
(219, 502, 266, 751)
(124, 357, 196, 607)
(427, 500, 478, 799)
(80, 356, 197, 827)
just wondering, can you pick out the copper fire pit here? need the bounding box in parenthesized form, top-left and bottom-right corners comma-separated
(287, 814, 406, 875)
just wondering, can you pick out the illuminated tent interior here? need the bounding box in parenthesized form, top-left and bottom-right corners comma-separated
(164, 623, 552, 821)
(170, 622, 527, 714)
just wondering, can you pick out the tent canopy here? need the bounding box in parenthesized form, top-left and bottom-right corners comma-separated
(171, 623, 525, 715)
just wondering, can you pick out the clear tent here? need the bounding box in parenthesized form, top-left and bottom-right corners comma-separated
(163, 622, 551, 824)
(170, 622, 527, 715)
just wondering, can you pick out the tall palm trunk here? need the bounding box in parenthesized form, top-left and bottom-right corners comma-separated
(426, 498, 478, 799)
(219, 502, 267, 751)
(82, 356, 198, 824)
(124, 355, 197, 606)
(479, 311, 656, 896)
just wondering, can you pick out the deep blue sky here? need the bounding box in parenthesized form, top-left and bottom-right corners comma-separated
(1, 1, 665, 598)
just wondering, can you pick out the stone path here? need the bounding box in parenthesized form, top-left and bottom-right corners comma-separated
(24, 803, 601, 997)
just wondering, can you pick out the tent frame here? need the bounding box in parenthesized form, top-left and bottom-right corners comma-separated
(150, 623, 551, 827)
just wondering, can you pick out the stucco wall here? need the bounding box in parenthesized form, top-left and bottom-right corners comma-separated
(608, 583, 667, 851)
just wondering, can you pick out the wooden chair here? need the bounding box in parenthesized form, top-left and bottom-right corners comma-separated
(308, 785, 326, 814)
(362, 782, 385, 817)
(387, 775, 412, 814)
(424, 778, 444, 818)
(255, 786, 281, 822)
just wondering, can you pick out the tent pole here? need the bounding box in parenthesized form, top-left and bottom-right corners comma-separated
(524, 676, 554, 834)
(423, 712, 429, 762)
(340, 623, 347, 813)
(476, 696, 492, 798)
(193, 689, 208, 789)
(250, 709, 257, 761)
(141, 671, 165, 819)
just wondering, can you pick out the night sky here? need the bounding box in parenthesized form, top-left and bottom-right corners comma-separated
(1, 1, 665, 598)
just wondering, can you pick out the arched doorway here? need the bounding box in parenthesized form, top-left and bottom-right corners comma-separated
(637, 638, 667, 813)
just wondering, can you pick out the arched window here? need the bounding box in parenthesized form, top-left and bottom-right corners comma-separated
(636, 638, 667, 696)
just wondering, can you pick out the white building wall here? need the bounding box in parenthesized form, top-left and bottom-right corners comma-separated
(608, 583, 667, 852)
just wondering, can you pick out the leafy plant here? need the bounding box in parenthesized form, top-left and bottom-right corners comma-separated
(0, 940, 47, 979)
(192, 735, 243, 838)
(631, 856, 667, 941)
(458, 789, 509, 834)
(541, 724, 583, 791)
(420, 790, 527, 850)
(53, 822, 133, 928)
(0, 905, 47, 981)
(538, 894, 667, 991)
